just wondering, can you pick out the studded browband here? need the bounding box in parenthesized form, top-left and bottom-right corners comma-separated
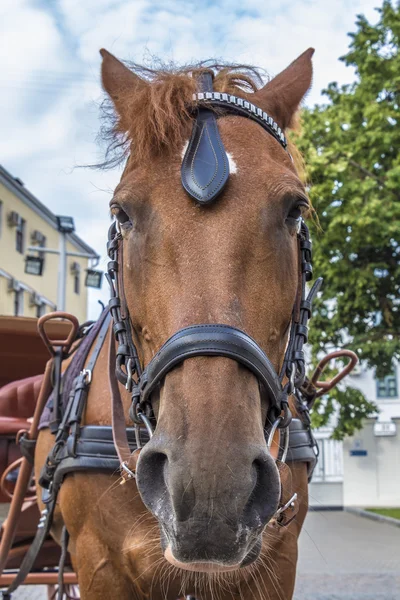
(192, 92, 288, 149)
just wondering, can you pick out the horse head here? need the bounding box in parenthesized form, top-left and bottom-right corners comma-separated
(101, 48, 313, 573)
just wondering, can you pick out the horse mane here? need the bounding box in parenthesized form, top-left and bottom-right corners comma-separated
(99, 60, 304, 177)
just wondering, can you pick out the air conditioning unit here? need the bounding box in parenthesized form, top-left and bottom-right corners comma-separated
(29, 292, 41, 307)
(70, 261, 81, 274)
(8, 278, 20, 293)
(7, 211, 20, 227)
(31, 230, 45, 245)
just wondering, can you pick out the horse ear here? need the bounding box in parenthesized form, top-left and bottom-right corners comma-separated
(253, 48, 314, 130)
(100, 49, 147, 115)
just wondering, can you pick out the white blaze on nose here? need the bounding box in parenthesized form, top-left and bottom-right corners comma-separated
(181, 141, 238, 174)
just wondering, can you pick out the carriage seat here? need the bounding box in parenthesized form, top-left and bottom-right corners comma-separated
(0, 374, 43, 502)
(0, 374, 43, 426)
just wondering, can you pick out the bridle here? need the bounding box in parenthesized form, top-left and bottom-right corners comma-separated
(105, 71, 323, 476)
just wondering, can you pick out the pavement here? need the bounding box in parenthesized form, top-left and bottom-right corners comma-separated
(2, 509, 400, 599)
(295, 510, 400, 600)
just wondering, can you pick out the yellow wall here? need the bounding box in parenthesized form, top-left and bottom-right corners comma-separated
(0, 179, 90, 323)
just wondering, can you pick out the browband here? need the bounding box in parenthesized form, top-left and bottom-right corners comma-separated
(192, 92, 288, 150)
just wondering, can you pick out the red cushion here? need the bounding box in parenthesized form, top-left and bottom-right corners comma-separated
(0, 375, 43, 419)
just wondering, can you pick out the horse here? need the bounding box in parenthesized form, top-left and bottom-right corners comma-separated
(34, 47, 317, 600)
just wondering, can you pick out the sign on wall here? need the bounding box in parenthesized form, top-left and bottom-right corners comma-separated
(349, 438, 368, 457)
(374, 421, 397, 437)
(25, 255, 44, 276)
(85, 269, 103, 289)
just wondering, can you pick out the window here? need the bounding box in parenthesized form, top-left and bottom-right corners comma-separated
(36, 303, 46, 318)
(312, 438, 343, 483)
(30, 231, 46, 271)
(74, 272, 80, 295)
(16, 217, 26, 253)
(14, 290, 23, 316)
(376, 371, 398, 398)
(38, 235, 46, 262)
(71, 261, 81, 295)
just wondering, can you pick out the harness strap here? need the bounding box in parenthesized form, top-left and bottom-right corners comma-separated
(109, 331, 140, 480)
(57, 527, 69, 600)
(2, 497, 57, 597)
(47, 419, 312, 490)
(49, 348, 64, 434)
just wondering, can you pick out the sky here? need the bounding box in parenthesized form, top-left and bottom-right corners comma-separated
(0, 0, 381, 319)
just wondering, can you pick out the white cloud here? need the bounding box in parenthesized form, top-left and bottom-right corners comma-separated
(0, 0, 383, 319)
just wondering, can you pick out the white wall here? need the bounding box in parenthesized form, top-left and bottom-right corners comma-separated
(343, 417, 400, 507)
(309, 482, 343, 508)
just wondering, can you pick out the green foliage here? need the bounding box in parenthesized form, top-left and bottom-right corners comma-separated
(311, 385, 377, 440)
(296, 1, 400, 437)
(367, 507, 400, 519)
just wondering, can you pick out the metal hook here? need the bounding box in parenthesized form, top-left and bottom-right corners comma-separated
(275, 492, 297, 517)
(267, 417, 282, 451)
(121, 461, 136, 480)
(134, 412, 154, 450)
(125, 358, 133, 391)
(281, 426, 290, 464)
(267, 416, 290, 463)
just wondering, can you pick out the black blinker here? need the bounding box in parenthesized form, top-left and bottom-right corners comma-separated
(181, 72, 230, 205)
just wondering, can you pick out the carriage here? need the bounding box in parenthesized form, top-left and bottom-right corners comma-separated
(0, 315, 79, 595)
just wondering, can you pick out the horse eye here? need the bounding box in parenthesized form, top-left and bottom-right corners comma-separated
(287, 205, 302, 221)
(110, 204, 131, 225)
(286, 200, 308, 228)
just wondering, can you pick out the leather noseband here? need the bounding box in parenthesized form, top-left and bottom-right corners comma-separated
(131, 324, 286, 423)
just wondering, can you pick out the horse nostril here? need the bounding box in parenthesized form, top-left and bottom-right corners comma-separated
(137, 449, 168, 515)
(244, 453, 280, 527)
(251, 458, 263, 494)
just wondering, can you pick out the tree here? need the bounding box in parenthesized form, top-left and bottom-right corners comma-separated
(296, 0, 400, 438)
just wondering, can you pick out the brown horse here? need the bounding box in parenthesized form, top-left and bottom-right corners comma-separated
(35, 47, 315, 599)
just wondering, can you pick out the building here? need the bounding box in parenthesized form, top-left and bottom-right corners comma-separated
(0, 165, 99, 324)
(310, 361, 400, 508)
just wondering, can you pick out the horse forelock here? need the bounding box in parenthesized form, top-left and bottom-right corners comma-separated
(98, 60, 305, 181)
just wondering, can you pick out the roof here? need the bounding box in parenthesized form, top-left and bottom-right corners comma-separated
(0, 164, 99, 259)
